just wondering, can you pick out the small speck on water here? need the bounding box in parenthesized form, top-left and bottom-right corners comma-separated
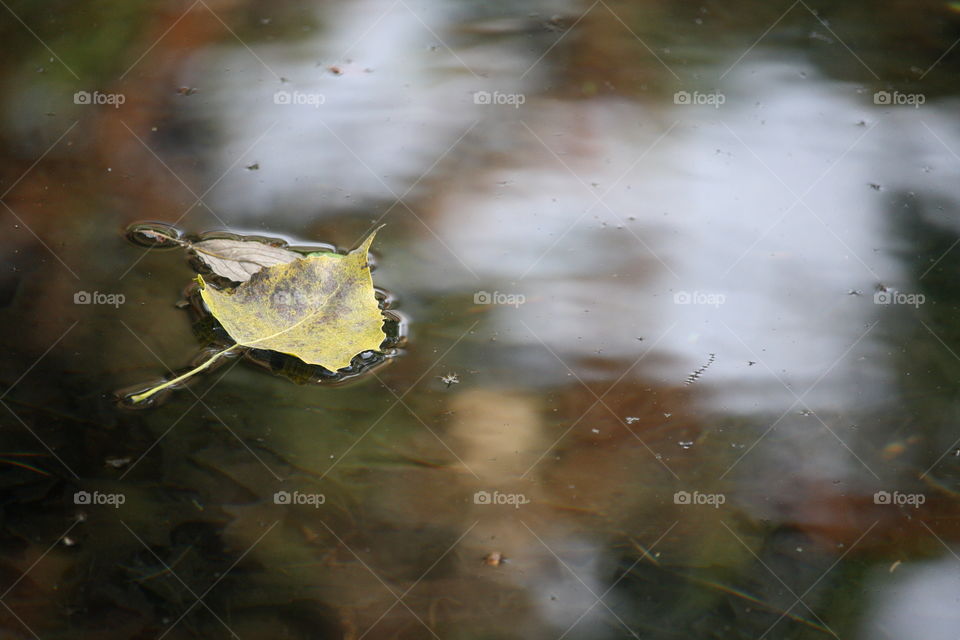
(105, 457, 131, 469)
(438, 373, 460, 388)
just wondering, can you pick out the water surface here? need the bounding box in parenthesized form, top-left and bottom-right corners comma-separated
(2, 1, 960, 638)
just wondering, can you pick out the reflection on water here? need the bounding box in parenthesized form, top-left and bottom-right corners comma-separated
(2, 0, 960, 638)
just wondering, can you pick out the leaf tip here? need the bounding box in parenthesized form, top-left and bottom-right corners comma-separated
(354, 225, 385, 255)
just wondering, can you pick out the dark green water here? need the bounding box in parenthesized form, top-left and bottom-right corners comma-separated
(2, 0, 960, 638)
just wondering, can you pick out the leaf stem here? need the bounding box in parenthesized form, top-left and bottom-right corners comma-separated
(129, 345, 238, 403)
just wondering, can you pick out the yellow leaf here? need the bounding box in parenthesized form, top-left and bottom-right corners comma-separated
(199, 228, 385, 371)
(129, 228, 386, 404)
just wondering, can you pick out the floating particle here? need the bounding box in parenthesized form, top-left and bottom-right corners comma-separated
(105, 457, 131, 469)
(438, 373, 460, 388)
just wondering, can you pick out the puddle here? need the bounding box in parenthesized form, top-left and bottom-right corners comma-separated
(1, 0, 960, 638)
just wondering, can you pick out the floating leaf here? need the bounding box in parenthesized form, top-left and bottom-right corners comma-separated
(125, 223, 306, 282)
(199, 231, 384, 369)
(190, 238, 301, 282)
(130, 228, 386, 403)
